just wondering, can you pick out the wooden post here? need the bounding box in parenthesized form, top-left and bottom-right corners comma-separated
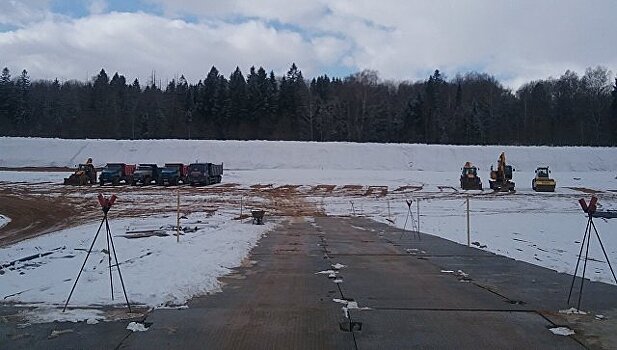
(176, 190, 180, 243)
(466, 196, 470, 247)
(387, 199, 391, 219)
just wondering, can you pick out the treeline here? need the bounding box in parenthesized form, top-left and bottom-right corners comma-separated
(1, 64, 616, 145)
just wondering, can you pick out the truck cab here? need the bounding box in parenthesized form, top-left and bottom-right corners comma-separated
(99, 163, 135, 186)
(132, 164, 160, 186)
(159, 163, 189, 185)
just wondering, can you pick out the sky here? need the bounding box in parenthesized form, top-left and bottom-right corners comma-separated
(0, 0, 615, 89)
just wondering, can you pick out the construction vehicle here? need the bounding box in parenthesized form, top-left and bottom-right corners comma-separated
(158, 163, 189, 185)
(460, 162, 482, 190)
(532, 166, 556, 192)
(64, 163, 97, 185)
(188, 163, 223, 186)
(99, 163, 136, 186)
(131, 164, 160, 186)
(489, 152, 515, 192)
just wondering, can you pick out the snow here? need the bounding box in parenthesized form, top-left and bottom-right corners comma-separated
(332, 298, 371, 318)
(559, 307, 587, 315)
(24, 306, 105, 324)
(0, 214, 10, 229)
(2, 136, 617, 323)
(549, 327, 576, 336)
(2, 137, 617, 172)
(0, 210, 274, 321)
(126, 321, 149, 332)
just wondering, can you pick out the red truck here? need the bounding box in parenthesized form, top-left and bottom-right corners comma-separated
(99, 163, 136, 186)
(158, 163, 189, 185)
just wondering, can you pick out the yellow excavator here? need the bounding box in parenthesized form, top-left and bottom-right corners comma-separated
(489, 152, 515, 192)
(64, 158, 97, 185)
(532, 166, 556, 192)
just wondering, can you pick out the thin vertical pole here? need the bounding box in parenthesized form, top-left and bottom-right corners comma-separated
(106, 216, 132, 313)
(590, 219, 617, 284)
(176, 190, 180, 243)
(568, 216, 591, 305)
(466, 196, 470, 247)
(387, 199, 391, 219)
(577, 223, 593, 310)
(240, 196, 243, 223)
(416, 199, 420, 234)
(105, 222, 114, 299)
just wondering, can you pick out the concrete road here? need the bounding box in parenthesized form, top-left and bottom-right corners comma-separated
(4, 216, 616, 349)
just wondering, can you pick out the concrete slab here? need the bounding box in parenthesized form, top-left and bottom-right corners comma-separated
(354, 309, 584, 349)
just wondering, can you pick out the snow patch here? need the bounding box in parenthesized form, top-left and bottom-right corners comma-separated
(549, 327, 575, 336)
(20, 306, 105, 324)
(331, 263, 346, 270)
(0, 214, 11, 229)
(127, 322, 149, 332)
(559, 307, 587, 315)
(332, 298, 371, 318)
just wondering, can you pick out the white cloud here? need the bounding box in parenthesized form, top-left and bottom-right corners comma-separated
(88, 0, 108, 15)
(0, 0, 50, 27)
(0, 12, 346, 84)
(1, 0, 617, 88)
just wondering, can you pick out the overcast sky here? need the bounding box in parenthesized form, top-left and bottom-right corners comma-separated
(0, 0, 615, 89)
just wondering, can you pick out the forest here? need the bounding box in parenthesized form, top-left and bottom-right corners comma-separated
(0, 63, 616, 146)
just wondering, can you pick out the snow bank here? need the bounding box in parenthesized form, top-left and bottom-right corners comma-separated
(1, 137, 617, 172)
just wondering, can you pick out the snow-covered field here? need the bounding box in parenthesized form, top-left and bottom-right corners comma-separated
(0, 210, 273, 322)
(1, 137, 617, 322)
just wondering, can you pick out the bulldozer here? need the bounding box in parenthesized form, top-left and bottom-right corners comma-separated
(64, 163, 97, 185)
(489, 152, 515, 192)
(532, 166, 556, 192)
(460, 162, 482, 190)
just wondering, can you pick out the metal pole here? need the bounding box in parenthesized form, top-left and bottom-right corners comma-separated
(568, 216, 592, 305)
(240, 196, 243, 223)
(590, 219, 617, 283)
(106, 216, 132, 313)
(416, 199, 420, 234)
(176, 190, 180, 243)
(63, 215, 106, 312)
(466, 196, 470, 247)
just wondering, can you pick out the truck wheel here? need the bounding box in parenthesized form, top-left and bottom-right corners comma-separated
(100, 180, 105, 186)
(112, 177, 120, 186)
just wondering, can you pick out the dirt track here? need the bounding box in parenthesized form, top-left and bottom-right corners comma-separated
(1, 174, 612, 247)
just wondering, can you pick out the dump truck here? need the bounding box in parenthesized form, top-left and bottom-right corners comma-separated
(188, 163, 223, 186)
(158, 163, 189, 185)
(489, 152, 515, 192)
(64, 163, 97, 185)
(532, 166, 556, 192)
(99, 163, 136, 186)
(460, 162, 482, 190)
(131, 164, 160, 186)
